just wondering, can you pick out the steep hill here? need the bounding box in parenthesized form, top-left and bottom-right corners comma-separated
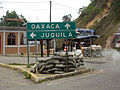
(75, 0, 120, 48)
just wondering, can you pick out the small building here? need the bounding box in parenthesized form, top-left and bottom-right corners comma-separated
(0, 26, 40, 55)
(114, 33, 120, 48)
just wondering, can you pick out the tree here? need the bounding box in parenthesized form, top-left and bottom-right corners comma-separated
(0, 10, 27, 27)
(78, 6, 86, 14)
(90, 0, 97, 2)
(62, 14, 72, 22)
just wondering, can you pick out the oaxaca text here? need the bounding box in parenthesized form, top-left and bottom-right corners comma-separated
(31, 24, 60, 30)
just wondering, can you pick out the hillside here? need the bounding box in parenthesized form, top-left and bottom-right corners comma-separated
(75, 0, 120, 48)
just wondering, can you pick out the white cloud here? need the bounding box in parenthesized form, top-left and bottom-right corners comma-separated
(0, 0, 90, 22)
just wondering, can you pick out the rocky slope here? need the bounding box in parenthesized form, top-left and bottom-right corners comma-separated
(75, 0, 120, 48)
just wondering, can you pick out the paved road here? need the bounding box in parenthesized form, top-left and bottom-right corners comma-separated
(0, 49, 120, 90)
(0, 67, 33, 90)
(0, 56, 35, 64)
(0, 56, 53, 64)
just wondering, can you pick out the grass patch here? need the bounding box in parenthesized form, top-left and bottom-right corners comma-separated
(26, 65, 31, 68)
(24, 72, 31, 79)
(39, 80, 45, 83)
(8, 63, 35, 66)
(8, 63, 26, 65)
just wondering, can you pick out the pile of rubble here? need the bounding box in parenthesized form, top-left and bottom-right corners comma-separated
(30, 51, 84, 74)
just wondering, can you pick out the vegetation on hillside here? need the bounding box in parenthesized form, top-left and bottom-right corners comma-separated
(76, 0, 108, 28)
(75, 0, 120, 47)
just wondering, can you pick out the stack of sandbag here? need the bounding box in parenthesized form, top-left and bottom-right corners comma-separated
(30, 53, 84, 74)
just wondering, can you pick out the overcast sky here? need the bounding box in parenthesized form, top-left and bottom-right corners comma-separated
(0, 0, 91, 22)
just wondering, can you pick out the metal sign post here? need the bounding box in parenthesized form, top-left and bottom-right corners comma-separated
(90, 39, 92, 57)
(66, 39, 68, 72)
(35, 39, 38, 74)
(27, 39, 29, 67)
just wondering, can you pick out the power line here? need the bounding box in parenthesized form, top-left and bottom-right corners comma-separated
(2, 1, 79, 11)
(3, 7, 49, 11)
(7, 1, 48, 4)
(7, 1, 79, 11)
(53, 2, 79, 11)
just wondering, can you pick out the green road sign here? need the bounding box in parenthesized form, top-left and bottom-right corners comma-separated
(27, 22, 76, 30)
(27, 31, 76, 39)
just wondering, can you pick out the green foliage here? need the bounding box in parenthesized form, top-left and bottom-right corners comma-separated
(95, 0, 108, 9)
(110, 0, 120, 23)
(26, 65, 31, 68)
(39, 80, 45, 83)
(78, 6, 87, 14)
(62, 14, 72, 22)
(93, 0, 120, 45)
(8, 63, 34, 66)
(8, 63, 26, 65)
(75, 0, 120, 47)
(0, 10, 27, 27)
(75, 1, 101, 27)
(24, 72, 31, 79)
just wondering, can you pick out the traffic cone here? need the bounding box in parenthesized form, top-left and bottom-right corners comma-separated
(81, 47, 83, 54)
(64, 46, 66, 52)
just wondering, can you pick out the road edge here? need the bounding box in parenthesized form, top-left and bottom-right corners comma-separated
(0, 63, 94, 83)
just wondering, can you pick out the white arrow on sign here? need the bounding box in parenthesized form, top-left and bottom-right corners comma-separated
(65, 23, 70, 30)
(30, 32, 36, 38)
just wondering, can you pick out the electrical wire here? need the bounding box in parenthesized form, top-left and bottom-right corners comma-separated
(6, 1, 79, 11)
(52, 1, 79, 11)
(1, 1, 80, 13)
(2, 7, 49, 11)
(7, 1, 48, 3)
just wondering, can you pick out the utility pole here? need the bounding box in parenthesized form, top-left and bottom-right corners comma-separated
(35, 39, 38, 73)
(50, 1, 51, 22)
(47, 1, 52, 57)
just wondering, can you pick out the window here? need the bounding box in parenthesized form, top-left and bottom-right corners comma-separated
(20, 34, 24, 45)
(8, 33, 16, 45)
